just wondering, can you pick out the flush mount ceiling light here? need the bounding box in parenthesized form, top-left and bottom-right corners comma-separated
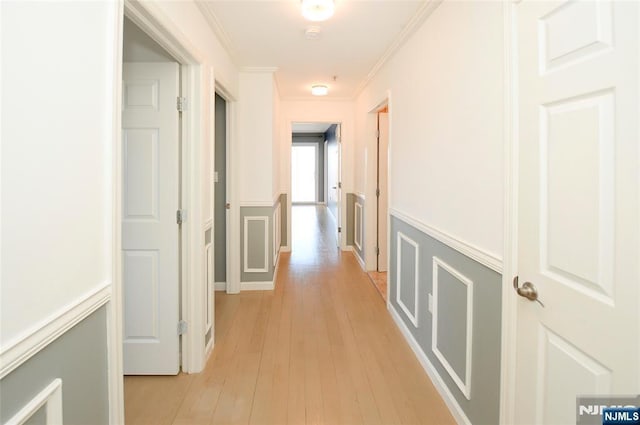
(311, 84, 329, 96)
(301, 0, 335, 22)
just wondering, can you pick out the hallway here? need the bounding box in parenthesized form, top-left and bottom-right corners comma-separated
(124, 206, 455, 425)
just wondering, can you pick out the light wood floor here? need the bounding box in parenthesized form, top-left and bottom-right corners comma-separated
(367, 271, 388, 302)
(124, 205, 455, 425)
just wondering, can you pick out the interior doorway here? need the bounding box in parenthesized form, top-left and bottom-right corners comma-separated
(213, 93, 228, 296)
(368, 105, 389, 301)
(291, 122, 341, 250)
(121, 16, 182, 375)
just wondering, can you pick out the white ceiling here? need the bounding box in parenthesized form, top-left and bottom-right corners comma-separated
(198, 0, 426, 99)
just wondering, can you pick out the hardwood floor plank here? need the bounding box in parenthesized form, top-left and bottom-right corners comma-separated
(124, 205, 456, 425)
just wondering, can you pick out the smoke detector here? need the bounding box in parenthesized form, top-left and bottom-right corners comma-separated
(305, 26, 322, 40)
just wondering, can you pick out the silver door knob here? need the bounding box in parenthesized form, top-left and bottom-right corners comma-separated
(225, 203, 231, 210)
(513, 276, 544, 307)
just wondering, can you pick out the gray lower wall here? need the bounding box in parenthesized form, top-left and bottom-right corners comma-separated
(240, 195, 286, 284)
(0, 306, 110, 425)
(346, 193, 365, 262)
(390, 214, 502, 425)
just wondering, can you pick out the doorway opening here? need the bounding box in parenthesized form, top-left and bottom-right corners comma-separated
(291, 144, 318, 204)
(290, 122, 341, 260)
(368, 105, 389, 301)
(121, 16, 182, 376)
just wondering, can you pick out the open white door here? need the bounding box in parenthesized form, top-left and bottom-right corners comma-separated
(327, 124, 342, 247)
(377, 112, 389, 272)
(122, 62, 180, 375)
(513, 1, 639, 423)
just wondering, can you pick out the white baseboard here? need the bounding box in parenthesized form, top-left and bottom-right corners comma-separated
(388, 304, 471, 425)
(214, 282, 227, 292)
(280, 246, 291, 252)
(341, 246, 353, 252)
(353, 250, 366, 271)
(1, 283, 111, 379)
(240, 281, 274, 291)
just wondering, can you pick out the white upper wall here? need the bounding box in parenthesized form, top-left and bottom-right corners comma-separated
(151, 1, 238, 96)
(1, 1, 119, 346)
(237, 72, 275, 203)
(355, 1, 505, 257)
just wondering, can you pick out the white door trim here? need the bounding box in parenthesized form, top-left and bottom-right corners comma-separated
(499, 2, 519, 423)
(111, 1, 208, 422)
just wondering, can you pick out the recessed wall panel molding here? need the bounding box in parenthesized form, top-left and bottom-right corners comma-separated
(243, 216, 269, 273)
(432, 257, 474, 400)
(396, 232, 419, 327)
(355, 201, 363, 250)
(4, 379, 63, 425)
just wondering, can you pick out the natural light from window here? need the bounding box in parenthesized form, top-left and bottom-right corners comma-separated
(292, 145, 317, 203)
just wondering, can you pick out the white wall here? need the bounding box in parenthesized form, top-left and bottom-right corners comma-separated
(272, 79, 282, 201)
(237, 71, 275, 203)
(151, 1, 238, 95)
(1, 1, 119, 346)
(354, 1, 505, 258)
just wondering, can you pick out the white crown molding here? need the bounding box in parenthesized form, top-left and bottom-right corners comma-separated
(195, 1, 238, 65)
(354, 0, 443, 98)
(0, 283, 111, 379)
(390, 207, 503, 273)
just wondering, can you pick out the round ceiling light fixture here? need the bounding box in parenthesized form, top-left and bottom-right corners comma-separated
(311, 84, 329, 96)
(301, 0, 335, 22)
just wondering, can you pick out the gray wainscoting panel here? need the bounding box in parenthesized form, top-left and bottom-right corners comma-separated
(389, 215, 502, 425)
(346, 193, 355, 246)
(354, 194, 365, 261)
(0, 306, 109, 425)
(435, 265, 469, 382)
(397, 234, 418, 325)
(241, 206, 273, 282)
(280, 193, 288, 247)
(247, 219, 267, 269)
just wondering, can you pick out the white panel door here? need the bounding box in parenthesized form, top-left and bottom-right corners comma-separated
(514, 1, 639, 423)
(327, 125, 342, 247)
(378, 112, 389, 272)
(122, 62, 180, 375)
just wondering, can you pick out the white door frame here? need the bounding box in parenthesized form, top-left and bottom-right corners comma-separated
(286, 121, 345, 250)
(213, 83, 240, 296)
(109, 1, 209, 422)
(364, 93, 392, 273)
(499, 2, 522, 423)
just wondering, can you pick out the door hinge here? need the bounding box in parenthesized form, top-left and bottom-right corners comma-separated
(338, 226, 342, 233)
(176, 209, 186, 225)
(178, 320, 188, 335)
(338, 182, 342, 189)
(376, 188, 380, 197)
(375, 246, 380, 255)
(177, 96, 186, 112)
(376, 129, 380, 139)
